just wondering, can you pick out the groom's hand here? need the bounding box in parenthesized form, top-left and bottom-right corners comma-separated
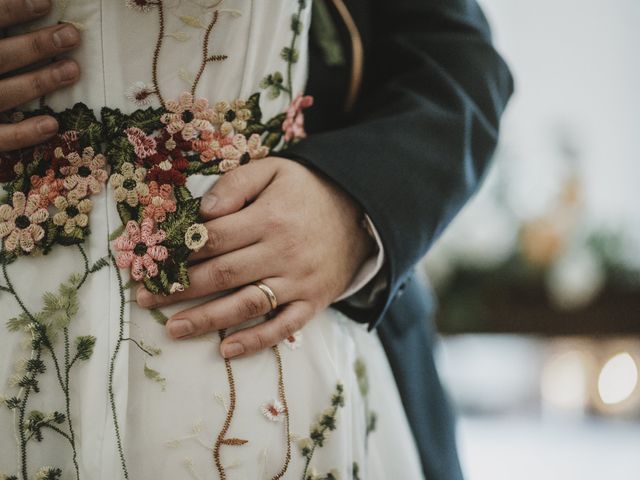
(0, 0, 81, 152)
(136, 157, 375, 358)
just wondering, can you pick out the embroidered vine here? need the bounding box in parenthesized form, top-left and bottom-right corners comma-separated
(298, 382, 346, 480)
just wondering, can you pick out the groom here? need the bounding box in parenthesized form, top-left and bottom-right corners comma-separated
(0, 0, 512, 478)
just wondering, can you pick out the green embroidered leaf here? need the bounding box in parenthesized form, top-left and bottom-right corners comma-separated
(263, 131, 284, 150)
(6, 313, 32, 332)
(89, 256, 110, 273)
(57, 103, 103, 146)
(185, 159, 221, 176)
(173, 185, 193, 203)
(123, 278, 137, 290)
(116, 202, 135, 225)
(245, 92, 263, 123)
(290, 13, 303, 34)
(108, 225, 125, 241)
(150, 309, 168, 325)
(0, 249, 18, 266)
(143, 276, 162, 295)
(144, 363, 166, 390)
(125, 107, 164, 133)
(41, 275, 80, 332)
(75, 335, 96, 361)
(106, 137, 136, 170)
(55, 225, 89, 246)
(159, 197, 201, 248)
(280, 46, 299, 64)
(140, 341, 162, 356)
(101, 107, 126, 139)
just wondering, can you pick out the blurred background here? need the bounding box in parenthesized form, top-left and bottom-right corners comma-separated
(425, 1, 640, 479)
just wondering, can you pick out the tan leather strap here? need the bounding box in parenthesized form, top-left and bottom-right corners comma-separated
(328, 0, 364, 113)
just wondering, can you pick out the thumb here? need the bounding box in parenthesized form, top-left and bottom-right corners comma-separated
(199, 159, 278, 220)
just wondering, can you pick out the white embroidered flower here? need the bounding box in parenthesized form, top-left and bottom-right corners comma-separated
(184, 223, 208, 251)
(218, 133, 269, 172)
(213, 99, 252, 135)
(125, 81, 155, 106)
(169, 282, 185, 294)
(0, 192, 49, 253)
(260, 399, 285, 422)
(298, 437, 313, 457)
(52, 195, 93, 234)
(110, 162, 149, 207)
(34, 466, 62, 480)
(283, 330, 303, 350)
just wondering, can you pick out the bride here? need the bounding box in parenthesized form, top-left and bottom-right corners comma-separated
(0, 1, 423, 478)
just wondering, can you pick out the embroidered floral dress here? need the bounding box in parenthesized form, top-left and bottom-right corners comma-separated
(0, 1, 423, 479)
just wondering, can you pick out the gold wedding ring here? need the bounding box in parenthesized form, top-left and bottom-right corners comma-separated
(253, 281, 278, 312)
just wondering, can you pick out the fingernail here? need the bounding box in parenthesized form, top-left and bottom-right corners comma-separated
(167, 319, 194, 338)
(53, 24, 80, 49)
(36, 117, 58, 136)
(53, 61, 79, 82)
(201, 195, 218, 214)
(26, 0, 51, 15)
(221, 342, 244, 359)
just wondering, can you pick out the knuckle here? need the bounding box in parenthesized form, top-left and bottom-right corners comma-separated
(207, 261, 234, 289)
(281, 315, 303, 339)
(236, 295, 264, 320)
(224, 169, 245, 190)
(253, 331, 268, 351)
(10, 126, 28, 149)
(30, 33, 47, 57)
(30, 73, 47, 97)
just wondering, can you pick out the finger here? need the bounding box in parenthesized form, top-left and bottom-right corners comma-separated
(136, 244, 275, 308)
(0, 23, 81, 76)
(165, 278, 292, 339)
(0, 0, 51, 29)
(219, 300, 313, 358)
(0, 59, 80, 111)
(189, 202, 264, 262)
(0, 115, 58, 152)
(199, 159, 277, 220)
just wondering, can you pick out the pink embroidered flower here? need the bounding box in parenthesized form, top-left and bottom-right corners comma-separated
(61, 147, 109, 198)
(125, 127, 157, 159)
(110, 162, 149, 207)
(283, 94, 314, 142)
(260, 399, 286, 422)
(125, 81, 156, 106)
(218, 133, 269, 172)
(212, 99, 252, 135)
(114, 218, 168, 281)
(29, 169, 64, 208)
(0, 192, 49, 253)
(160, 92, 214, 141)
(192, 130, 231, 163)
(140, 181, 176, 222)
(52, 195, 93, 234)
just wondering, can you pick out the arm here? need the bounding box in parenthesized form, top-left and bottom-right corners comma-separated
(280, 0, 514, 328)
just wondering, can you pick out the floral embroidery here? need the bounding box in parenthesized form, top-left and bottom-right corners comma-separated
(283, 94, 314, 143)
(0, 192, 48, 253)
(213, 99, 251, 135)
(125, 127, 157, 159)
(29, 170, 64, 208)
(140, 181, 176, 222)
(60, 147, 109, 199)
(52, 196, 93, 235)
(160, 92, 214, 141)
(110, 162, 149, 207)
(125, 81, 156, 106)
(184, 223, 208, 251)
(114, 218, 169, 281)
(261, 399, 286, 422)
(218, 133, 269, 172)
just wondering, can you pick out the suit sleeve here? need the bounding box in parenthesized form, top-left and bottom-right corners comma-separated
(279, 0, 514, 329)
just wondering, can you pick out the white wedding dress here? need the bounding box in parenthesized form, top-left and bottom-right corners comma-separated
(0, 1, 423, 479)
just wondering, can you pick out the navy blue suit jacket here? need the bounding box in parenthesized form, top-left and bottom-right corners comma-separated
(281, 1, 513, 478)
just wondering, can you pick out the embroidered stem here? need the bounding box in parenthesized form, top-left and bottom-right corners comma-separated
(108, 252, 130, 479)
(190, 9, 227, 96)
(212, 329, 238, 480)
(270, 344, 292, 480)
(152, 0, 167, 108)
(286, 1, 306, 102)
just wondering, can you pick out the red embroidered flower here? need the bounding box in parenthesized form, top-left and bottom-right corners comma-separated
(140, 181, 177, 222)
(0, 152, 24, 183)
(160, 92, 214, 141)
(114, 218, 168, 281)
(60, 147, 109, 198)
(283, 94, 314, 142)
(125, 127, 157, 159)
(0, 192, 49, 253)
(29, 169, 64, 208)
(36, 130, 80, 170)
